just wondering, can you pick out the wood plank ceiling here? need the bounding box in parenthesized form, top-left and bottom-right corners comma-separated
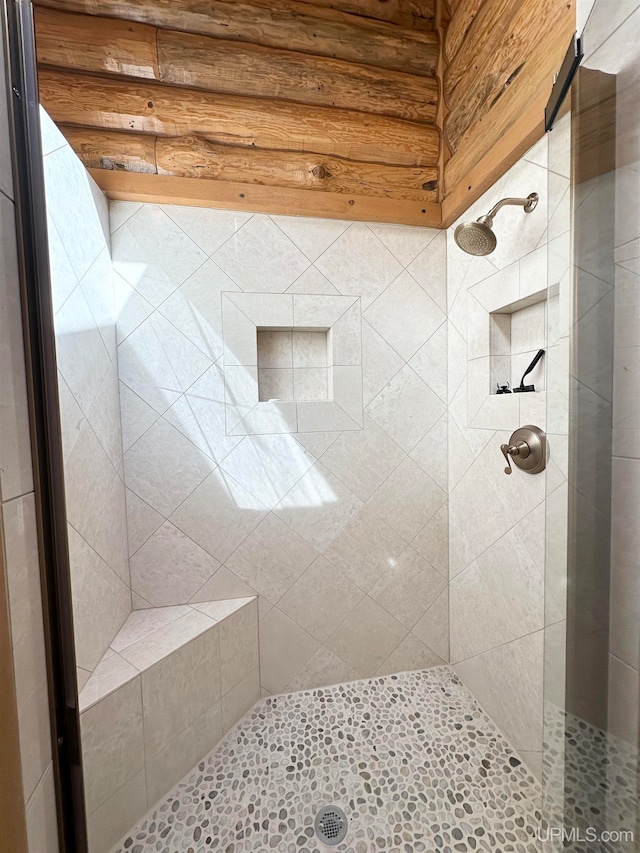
(33, 0, 575, 227)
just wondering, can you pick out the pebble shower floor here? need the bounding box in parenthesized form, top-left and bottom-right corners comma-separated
(114, 667, 542, 853)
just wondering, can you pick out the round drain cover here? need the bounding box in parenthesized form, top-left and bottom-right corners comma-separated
(314, 805, 348, 846)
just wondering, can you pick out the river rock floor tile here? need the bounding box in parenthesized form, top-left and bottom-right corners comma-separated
(113, 667, 542, 853)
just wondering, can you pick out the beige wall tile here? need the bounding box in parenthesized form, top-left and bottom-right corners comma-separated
(219, 599, 259, 694)
(259, 607, 320, 694)
(141, 625, 221, 759)
(86, 770, 147, 853)
(145, 702, 223, 806)
(81, 679, 145, 814)
(222, 667, 260, 731)
(326, 596, 406, 678)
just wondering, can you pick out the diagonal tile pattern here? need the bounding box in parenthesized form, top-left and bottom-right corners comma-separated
(111, 202, 450, 697)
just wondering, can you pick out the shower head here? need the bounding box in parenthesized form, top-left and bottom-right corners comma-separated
(454, 193, 539, 256)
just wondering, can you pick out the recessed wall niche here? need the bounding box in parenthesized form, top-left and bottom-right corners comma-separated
(221, 292, 363, 435)
(257, 330, 329, 402)
(490, 293, 546, 394)
(466, 263, 548, 431)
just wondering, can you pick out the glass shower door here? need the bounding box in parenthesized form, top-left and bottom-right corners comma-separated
(542, 2, 640, 848)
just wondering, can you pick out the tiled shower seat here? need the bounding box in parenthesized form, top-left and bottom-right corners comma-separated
(80, 598, 260, 853)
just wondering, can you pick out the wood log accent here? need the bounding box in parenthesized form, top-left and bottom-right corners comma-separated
(60, 126, 439, 201)
(90, 169, 442, 227)
(59, 126, 157, 173)
(34, 8, 437, 123)
(38, 70, 440, 167)
(33, 0, 438, 77)
(440, 0, 575, 224)
(443, 0, 482, 64)
(444, 0, 573, 152)
(302, 0, 435, 28)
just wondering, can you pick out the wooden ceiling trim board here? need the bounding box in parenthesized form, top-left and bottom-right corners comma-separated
(90, 169, 442, 227)
(61, 127, 438, 201)
(38, 70, 440, 167)
(35, 8, 438, 123)
(444, 0, 574, 151)
(33, 0, 438, 77)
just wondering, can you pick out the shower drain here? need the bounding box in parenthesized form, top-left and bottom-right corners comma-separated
(314, 805, 348, 846)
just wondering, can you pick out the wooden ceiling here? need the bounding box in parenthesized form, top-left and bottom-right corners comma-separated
(33, 0, 574, 227)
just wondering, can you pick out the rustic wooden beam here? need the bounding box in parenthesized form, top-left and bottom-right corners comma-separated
(301, 0, 435, 28)
(444, 0, 517, 122)
(444, 0, 574, 151)
(443, 0, 484, 64)
(34, 8, 437, 122)
(157, 30, 437, 123)
(434, 0, 450, 204)
(33, 0, 438, 77)
(34, 6, 159, 80)
(443, 0, 574, 196)
(90, 169, 443, 227)
(441, 88, 547, 227)
(59, 126, 439, 201)
(38, 70, 440, 167)
(59, 126, 157, 173)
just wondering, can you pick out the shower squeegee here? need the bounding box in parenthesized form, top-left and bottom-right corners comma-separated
(512, 349, 545, 393)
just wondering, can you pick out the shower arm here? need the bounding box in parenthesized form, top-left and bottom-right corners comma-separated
(483, 194, 539, 223)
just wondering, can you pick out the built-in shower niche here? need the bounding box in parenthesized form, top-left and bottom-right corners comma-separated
(221, 292, 364, 435)
(467, 269, 548, 431)
(489, 290, 546, 395)
(257, 329, 329, 402)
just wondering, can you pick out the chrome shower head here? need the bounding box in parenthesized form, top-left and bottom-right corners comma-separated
(454, 193, 539, 256)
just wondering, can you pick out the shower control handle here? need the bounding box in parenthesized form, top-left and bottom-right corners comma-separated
(500, 426, 546, 476)
(501, 440, 529, 475)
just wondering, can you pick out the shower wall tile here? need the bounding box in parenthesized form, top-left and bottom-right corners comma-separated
(446, 136, 550, 774)
(44, 118, 132, 682)
(81, 679, 145, 815)
(141, 626, 221, 759)
(129, 522, 221, 606)
(2, 495, 52, 804)
(124, 418, 215, 517)
(215, 214, 310, 292)
(259, 608, 321, 694)
(219, 598, 260, 694)
(376, 633, 444, 675)
(112, 205, 449, 698)
(326, 596, 406, 676)
(314, 222, 403, 306)
(145, 701, 223, 806)
(86, 770, 148, 853)
(370, 546, 446, 630)
(322, 506, 406, 592)
(278, 555, 364, 643)
(364, 270, 445, 361)
(453, 630, 544, 753)
(0, 193, 34, 502)
(24, 764, 58, 853)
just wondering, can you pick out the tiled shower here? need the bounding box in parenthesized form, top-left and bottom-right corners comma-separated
(32, 0, 640, 839)
(41, 101, 554, 852)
